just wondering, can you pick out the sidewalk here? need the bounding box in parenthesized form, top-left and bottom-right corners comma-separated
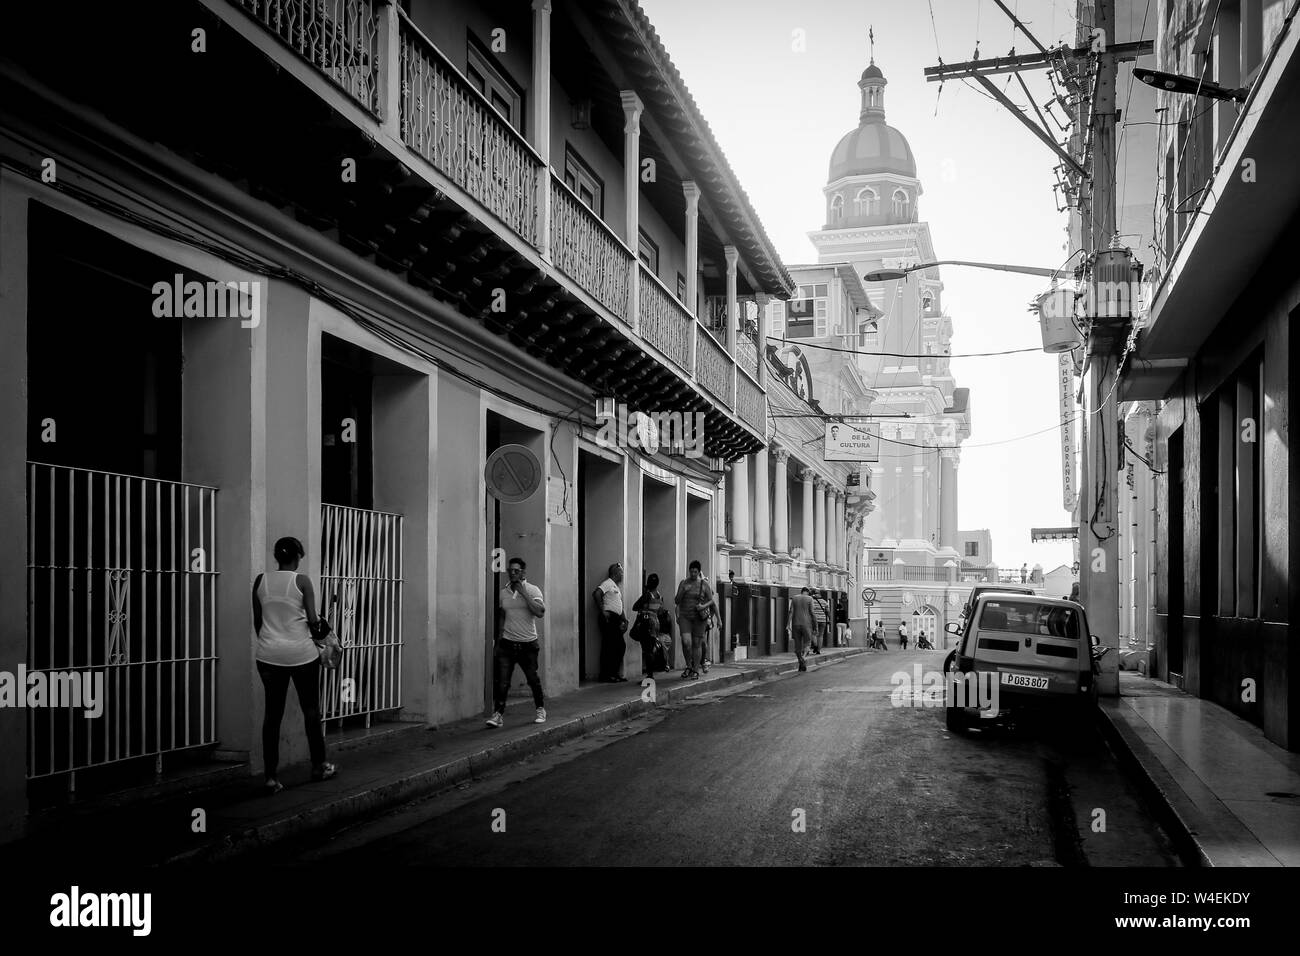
(1097, 671, 1300, 866)
(2, 646, 865, 866)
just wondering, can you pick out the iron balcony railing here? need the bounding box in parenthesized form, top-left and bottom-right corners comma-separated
(695, 325, 733, 409)
(235, 0, 383, 116)
(551, 175, 632, 324)
(26, 463, 218, 781)
(638, 265, 694, 372)
(319, 503, 404, 727)
(399, 14, 540, 245)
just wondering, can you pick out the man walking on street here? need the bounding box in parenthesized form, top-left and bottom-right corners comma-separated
(593, 562, 628, 682)
(487, 557, 546, 728)
(787, 587, 816, 672)
(898, 620, 908, 650)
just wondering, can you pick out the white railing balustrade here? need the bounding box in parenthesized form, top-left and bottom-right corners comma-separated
(551, 176, 632, 324)
(399, 15, 540, 245)
(319, 504, 404, 726)
(235, 0, 383, 116)
(25, 463, 218, 780)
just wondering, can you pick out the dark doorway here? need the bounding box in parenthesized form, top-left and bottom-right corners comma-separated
(321, 335, 374, 509)
(1167, 426, 1184, 680)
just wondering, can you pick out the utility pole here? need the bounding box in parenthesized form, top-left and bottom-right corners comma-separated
(1077, 0, 1127, 697)
(921, 0, 1145, 695)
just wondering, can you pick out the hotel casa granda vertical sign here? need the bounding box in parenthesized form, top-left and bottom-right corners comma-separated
(1059, 352, 1078, 512)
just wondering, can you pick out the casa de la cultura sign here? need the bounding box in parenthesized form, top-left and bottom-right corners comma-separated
(824, 422, 879, 462)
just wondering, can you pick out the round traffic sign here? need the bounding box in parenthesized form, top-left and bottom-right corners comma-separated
(485, 444, 542, 503)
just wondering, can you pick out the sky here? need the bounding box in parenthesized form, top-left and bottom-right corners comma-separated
(641, 0, 1082, 574)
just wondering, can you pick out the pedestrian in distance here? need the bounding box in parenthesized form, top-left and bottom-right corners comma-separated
(809, 590, 830, 654)
(787, 587, 816, 672)
(871, 622, 888, 650)
(898, 620, 908, 650)
(251, 536, 336, 794)
(593, 562, 628, 683)
(674, 560, 716, 680)
(487, 557, 547, 728)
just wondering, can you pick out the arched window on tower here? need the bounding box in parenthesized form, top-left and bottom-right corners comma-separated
(922, 292, 934, 313)
(830, 194, 844, 223)
(855, 187, 878, 217)
(892, 188, 910, 219)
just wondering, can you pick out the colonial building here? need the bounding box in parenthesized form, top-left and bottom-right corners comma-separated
(0, 0, 793, 839)
(1117, 0, 1299, 749)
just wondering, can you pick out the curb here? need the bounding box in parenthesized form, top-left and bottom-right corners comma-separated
(1093, 698, 1209, 867)
(168, 648, 866, 863)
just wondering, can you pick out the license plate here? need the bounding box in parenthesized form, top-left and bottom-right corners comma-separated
(1000, 672, 1050, 690)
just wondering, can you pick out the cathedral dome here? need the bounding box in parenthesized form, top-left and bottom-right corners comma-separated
(828, 60, 917, 182)
(828, 123, 916, 181)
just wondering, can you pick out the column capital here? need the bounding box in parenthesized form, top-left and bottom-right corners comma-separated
(531, 0, 552, 11)
(620, 90, 644, 130)
(940, 445, 961, 463)
(812, 474, 827, 490)
(772, 446, 790, 464)
(682, 180, 701, 210)
(834, 489, 846, 502)
(723, 245, 739, 271)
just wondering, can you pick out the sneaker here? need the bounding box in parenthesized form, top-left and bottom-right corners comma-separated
(534, 707, 547, 724)
(485, 712, 504, 728)
(798, 660, 807, 672)
(264, 778, 284, 795)
(310, 762, 337, 782)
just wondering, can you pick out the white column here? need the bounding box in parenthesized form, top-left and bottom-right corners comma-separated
(801, 467, 815, 560)
(911, 464, 924, 542)
(772, 447, 790, 556)
(813, 476, 826, 564)
(716, 466, 728, 545)
(684, 180, 701, 373)
(730, 455, 751, 550)
(753, 446, 770, 554)
(835, 491, 846, 569)
(620, 90, 643, 332)
(940, 447, 959, 550)
(531, 0, 553, 261)
(724, 245, 739, 356)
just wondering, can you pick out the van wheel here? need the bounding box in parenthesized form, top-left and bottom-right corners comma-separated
(946, 704, 967, 733)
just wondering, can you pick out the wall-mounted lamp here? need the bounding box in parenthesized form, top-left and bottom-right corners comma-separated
(572, 98, 592, 129)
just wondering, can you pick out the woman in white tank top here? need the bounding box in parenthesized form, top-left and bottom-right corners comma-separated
(251, 536, 337, 792)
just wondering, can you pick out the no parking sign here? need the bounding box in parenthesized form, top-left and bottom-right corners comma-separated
(485, 444, 542, 503)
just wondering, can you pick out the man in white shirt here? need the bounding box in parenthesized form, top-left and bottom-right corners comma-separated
(486, 557, 547, 728)
(592, 562, 627, 682)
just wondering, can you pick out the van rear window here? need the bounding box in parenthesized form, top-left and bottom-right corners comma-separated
(977, 601, 1080, 639)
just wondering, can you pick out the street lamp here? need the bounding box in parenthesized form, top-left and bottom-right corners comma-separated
(863, 260, 1063, 282)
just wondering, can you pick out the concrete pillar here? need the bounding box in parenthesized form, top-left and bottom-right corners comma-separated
(756, 293, 770, 388)
(911, 463, 925, 542)
(684, 180, 700, 371)
(813, 476, 826, 563)
(620, 91, 643, 332)
(940, 447, 958, 550)
(801, 467, 815, 560)
(724, 245, 738, 356)
(753, 446, 770, 553)
(0, 174, 29, 840)
(772, 447, 789, 556)
(834, 491, 846, 569)
(730, 454, 751, 550)
(531, 0, 553, 259)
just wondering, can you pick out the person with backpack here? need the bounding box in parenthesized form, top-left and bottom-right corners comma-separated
(251, 536, 337, 794)
(632, 573, 670, 678)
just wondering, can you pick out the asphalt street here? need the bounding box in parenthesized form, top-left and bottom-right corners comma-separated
(265, 649, 1180, 866)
